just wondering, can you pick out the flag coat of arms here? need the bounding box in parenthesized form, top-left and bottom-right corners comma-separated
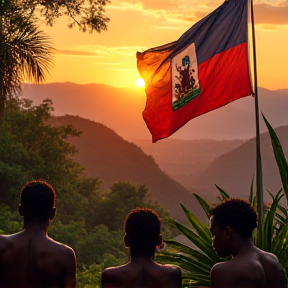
(137, 0, 252, 142)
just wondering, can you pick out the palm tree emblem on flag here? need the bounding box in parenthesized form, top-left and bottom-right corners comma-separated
(171, 43, 201, 110)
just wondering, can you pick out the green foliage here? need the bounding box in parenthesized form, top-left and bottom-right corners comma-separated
(156, 115, 288, 287)
(0, 98, 173, 288)
(76, 225, 127, 266)
(0, 0, 110, 33)
(77, 255, 126, 288)
(0, 8, 53, 119)
(100, 182, 169, 231)
(0, 98, 83, 208)
(262, 113, 288, 198)
(0, 204, 22, 234)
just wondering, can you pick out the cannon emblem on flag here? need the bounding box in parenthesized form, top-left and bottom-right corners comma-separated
(171, 43, 201, 111)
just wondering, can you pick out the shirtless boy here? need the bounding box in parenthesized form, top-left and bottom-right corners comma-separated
(101, 207, 182, 288)
(0, 180, 77, 288)
(210, 198, 287, 288)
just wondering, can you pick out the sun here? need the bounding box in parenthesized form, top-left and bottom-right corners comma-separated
(136, 78, 145, 88)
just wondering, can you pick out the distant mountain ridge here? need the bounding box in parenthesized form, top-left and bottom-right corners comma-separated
(22, 82, 288, 141)
(134, 138, 245, 189)
(22, 83, 288, 208)
(49, 115, 206, 222)
(191, 126, 288, 202)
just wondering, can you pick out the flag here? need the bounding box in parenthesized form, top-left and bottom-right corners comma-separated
(137, 0, 252, 142)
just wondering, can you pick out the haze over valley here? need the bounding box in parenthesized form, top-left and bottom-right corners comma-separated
(22, 83, 288, 216)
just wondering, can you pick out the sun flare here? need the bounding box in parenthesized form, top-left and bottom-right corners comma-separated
(136, 78, 145, 88)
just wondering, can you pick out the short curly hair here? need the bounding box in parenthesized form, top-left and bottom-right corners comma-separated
(124, 208, 161, 255)
(20, 180, 56, 222)
(210, 199, 258, 237)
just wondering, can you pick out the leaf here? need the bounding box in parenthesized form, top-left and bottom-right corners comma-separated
(273, 221, 288, 256)
(262, 113, 288, 198)
(166, 218, 219, 262)
(214, 184, 230, 200)
(193, 193, 211, 219)
(155, 252, 211, 276)
(180, 203, 212, 242)
(275, 212, 286, 226)
(165, 240, 216, 267)
(263, 189, 284, 252)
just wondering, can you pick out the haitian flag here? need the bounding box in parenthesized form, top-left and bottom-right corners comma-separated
(137, 0, 252, 142)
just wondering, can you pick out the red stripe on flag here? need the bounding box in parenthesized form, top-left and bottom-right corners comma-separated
(143, 43, 252, 142)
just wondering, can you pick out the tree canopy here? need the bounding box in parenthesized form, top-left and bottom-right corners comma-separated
(0, 0, 110, 33)
(0, 0, 110, 119)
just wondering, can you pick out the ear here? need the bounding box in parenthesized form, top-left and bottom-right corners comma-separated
(157, 234, 163, 246)
(18, 204, 24, 217)
(224, 226, 232, 240)
(124, 234, 129, 248)
(49, 207, 56, 221)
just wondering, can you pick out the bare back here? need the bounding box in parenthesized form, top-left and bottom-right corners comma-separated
(211, 247, 287, 288)
(102, 260, 182, 288)
(0, 231, 76, 288)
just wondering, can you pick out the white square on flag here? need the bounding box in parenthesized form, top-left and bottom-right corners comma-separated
(171, 43, 201, 110)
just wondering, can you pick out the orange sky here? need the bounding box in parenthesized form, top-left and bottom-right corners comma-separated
(41, 0, 288, 90)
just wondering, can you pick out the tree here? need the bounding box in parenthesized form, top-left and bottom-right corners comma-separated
(0, 0, 110, 34)
(100, 182, 169, 231)
(0, 0, 110, 119)
(0, 97, 83, 208)
(0, 7, 53, 120)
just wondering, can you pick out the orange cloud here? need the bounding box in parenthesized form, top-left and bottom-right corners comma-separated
(55, 50, 98, 56)
(108, 0, 288, 26)
(254, 3, 288, 25)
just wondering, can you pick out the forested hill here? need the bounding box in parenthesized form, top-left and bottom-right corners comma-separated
(49, 115, 205, 222)
(191, 126, 288, 201)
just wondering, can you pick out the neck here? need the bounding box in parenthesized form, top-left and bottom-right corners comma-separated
(231, 237, 255, 257)
(130, 251, 155, 263)
(23, 220, 49, 235)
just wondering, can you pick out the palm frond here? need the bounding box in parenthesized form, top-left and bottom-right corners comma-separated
(262, 113, 288, 198)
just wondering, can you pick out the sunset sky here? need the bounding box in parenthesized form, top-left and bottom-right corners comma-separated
(41, 0, 288, 90)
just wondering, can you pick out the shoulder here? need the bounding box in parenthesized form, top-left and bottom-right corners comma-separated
(210, 262, 232, 288)
(162, 264, 181, 277)
(102, 266, 117, 278)
(48, 238, 76, 265)
(101, 266, 127, 287)
(158, 264, 182, 285)
(258, 250, 287, 285)
(0, 233, 18, 250)
(211, 261, 230, 274)
(258, 249, 283, 270)
(211, 262, 227, 278)
(102, 265, 126, 279)
(0, 235, 8, 252)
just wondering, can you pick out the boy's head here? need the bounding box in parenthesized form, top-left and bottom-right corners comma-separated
(209, 198, 258, 257)
(19, 180, 56, 224)
(124, 208, 162, 256)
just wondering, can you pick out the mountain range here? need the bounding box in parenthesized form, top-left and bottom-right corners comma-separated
(48, 115, 206, 222)
(22, 83, 288, 141)
(22, 82, 288, 214)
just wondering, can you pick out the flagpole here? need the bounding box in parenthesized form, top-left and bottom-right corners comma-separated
(250, 0, 263, 246)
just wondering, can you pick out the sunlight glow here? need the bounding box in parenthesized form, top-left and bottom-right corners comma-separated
(136, 78, 145, 88)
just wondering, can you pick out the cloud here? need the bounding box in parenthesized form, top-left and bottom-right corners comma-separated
(92, 62, 121, 65)
(65, 45, 147, 59)
(255, 3, 288, 25)
(107, 0, 212, 23)
(151, 25, 186, 30)
(55, 50, 98, 56)
(107, 68, 136, 71)
(108, 0, 288, 27)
